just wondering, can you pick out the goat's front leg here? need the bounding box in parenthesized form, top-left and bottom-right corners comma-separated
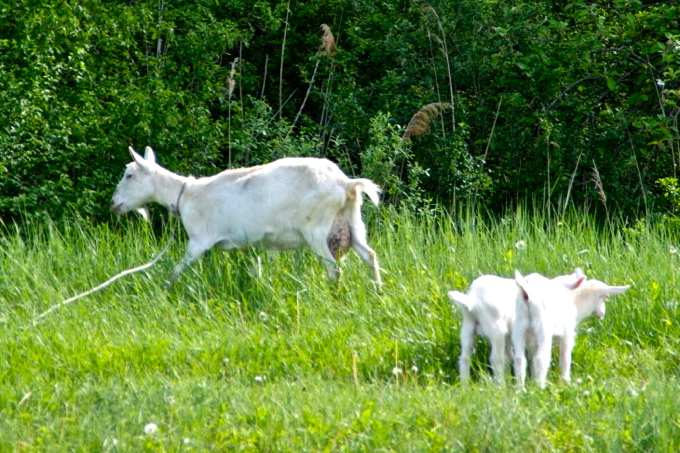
(168, 240, 209, 285)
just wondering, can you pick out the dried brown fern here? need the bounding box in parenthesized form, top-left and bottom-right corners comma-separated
(319, 24, 337, 57)
(402, 102, 452, 141)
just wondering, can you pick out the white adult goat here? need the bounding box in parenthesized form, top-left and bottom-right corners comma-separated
(447, 269, 585, 383)
(111, 146, 382, 285)
(513, 270, 630, 388)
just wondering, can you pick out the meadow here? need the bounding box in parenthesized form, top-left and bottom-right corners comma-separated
(0, 207, 678, 451)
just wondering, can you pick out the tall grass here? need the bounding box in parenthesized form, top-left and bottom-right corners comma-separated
(0, 207, 677, 451)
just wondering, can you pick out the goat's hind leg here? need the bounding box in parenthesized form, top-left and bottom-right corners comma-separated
(458, 319, 476, 383)
(306, 230, 342, 282)
(489, 334, 508, 384)
(558, 334, 574, 383)
(512, 330, 528, 387)
(532, 336, 553, 389)
(348, 219, 381, 287)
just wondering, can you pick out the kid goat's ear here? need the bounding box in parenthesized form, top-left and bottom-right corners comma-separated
(568, 276, 586, 290)
(605, 285, 631, 297)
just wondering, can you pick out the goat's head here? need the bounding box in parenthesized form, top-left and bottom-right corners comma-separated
(574, 280, 630, 320)
(111, 146, 157, 215)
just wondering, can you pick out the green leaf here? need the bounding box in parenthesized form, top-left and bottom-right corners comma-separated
(607, 77, 617, 91)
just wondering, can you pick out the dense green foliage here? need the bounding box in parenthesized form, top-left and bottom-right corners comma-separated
(0, 0, 678, 221)
(0, 209, 677, 449)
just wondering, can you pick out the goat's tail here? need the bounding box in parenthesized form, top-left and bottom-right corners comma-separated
(347, 178, 381, 206)
(447, 290, 474, 311)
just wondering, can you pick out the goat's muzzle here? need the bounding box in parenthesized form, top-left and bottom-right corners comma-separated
(111, 200, 124, 214)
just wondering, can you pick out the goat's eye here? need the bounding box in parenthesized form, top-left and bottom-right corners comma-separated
(126, 174, 133, 180)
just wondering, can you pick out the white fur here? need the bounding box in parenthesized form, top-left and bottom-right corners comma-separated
(447, 268, 585, 383)
(513, 270, 630, 388)
(111, 147, 381, 285)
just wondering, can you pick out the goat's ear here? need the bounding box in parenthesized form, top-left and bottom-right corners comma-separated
(568, 276, 586, 290)
(129, 146, 146, 166)
(144, 146, 156, 164)
(574, 267, 586, 279)
(604, 284, 631, 297)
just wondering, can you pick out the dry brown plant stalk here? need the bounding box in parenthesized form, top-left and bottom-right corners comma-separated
(319, 24, 336, 57)
(402, 102, 453, 141)
(226, 58, 238, 98)
(592, 161, 607, 205)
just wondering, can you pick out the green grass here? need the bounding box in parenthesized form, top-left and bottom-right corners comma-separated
(0, 207, 678, 451)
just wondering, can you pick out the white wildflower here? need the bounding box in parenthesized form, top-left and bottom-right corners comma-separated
(254, 375, 265, 384)
(392, 366, 403, 376)
(143, 423, 158, 435)
(515, 240, 527, 250)
(656, 79, 665, 88)
(670, 245, 678, 255)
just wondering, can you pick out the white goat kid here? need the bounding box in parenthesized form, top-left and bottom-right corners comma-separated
(447, 268, 585, 383)
(513, 270, 630, 388)
(111, 146, 382, 285)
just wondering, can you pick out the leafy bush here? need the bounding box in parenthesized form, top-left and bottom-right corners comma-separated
(0, 0, 677, 222)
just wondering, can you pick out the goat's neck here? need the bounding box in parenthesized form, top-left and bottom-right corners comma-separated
(152, 167, 190, 211)
(573, 292, 593, 325)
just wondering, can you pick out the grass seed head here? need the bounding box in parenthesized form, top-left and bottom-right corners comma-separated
(319, 24, 337, 57)
(402, 102, 452, 141)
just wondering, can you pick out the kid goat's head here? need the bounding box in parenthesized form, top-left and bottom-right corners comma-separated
(513, 270, 630, 321)
(111, 146, 157, 215)
(573, 280, 631, 320)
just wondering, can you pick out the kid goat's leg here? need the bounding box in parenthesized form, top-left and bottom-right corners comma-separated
(558, 334, 575, 383)
(458, 319, 476, 383)
(489, 334, 507, 384)
(532, 332, 553, 389)
(512, 330, 528, 387)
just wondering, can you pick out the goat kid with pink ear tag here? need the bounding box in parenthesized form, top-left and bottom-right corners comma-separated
(512, 270, 630, 389)
(447, 268, 587, 384)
